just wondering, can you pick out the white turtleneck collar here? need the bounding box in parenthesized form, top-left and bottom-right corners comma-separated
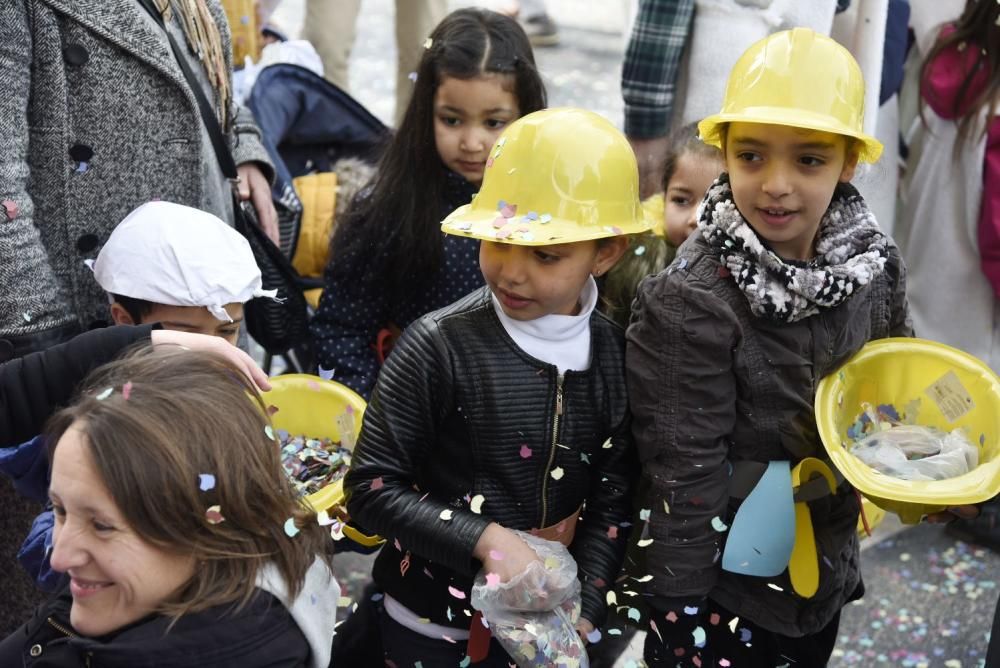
(491, 276, 598, 373)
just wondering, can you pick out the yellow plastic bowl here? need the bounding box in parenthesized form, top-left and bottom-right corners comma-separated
(816, 338, 1000, 524)
(261, 374, 380, 545)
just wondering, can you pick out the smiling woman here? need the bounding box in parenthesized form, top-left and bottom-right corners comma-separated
(0, 345, 337, 668)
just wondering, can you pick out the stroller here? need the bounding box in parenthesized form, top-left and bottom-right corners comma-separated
(245, 63, 390, 373)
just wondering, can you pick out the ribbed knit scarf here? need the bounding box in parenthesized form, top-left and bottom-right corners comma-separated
(697, 173, 889, 323)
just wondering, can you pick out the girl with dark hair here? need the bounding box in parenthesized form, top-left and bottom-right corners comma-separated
(310, 8, 547, 398)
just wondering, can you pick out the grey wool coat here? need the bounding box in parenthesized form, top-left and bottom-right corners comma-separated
(0, 0, 272, 353)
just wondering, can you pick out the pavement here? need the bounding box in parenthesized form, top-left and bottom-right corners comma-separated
(263, 2, 998, 665)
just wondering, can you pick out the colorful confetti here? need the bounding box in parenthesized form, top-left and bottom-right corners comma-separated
(439, 509, 454, 521)
(121, 381, 133, 400)
(550, 467, 564, 480)
(470, 494, 485, 514)
(519, 444, 532, 459)
(96, 387, 113, 401)
(283, 517, 300, 537)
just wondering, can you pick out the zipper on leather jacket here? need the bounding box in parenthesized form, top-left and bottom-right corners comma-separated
(540, 373, 564, 528)
(46, 617, 92, 666)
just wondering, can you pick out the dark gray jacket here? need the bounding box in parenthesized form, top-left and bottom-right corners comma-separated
(1, 1, 271, 350)
(627, 233, 911, 637)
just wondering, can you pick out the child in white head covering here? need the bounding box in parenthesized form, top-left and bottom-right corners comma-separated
(93, 201, 274, 345)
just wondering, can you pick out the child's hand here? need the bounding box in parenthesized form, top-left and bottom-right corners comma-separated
(925, 505, 981, 524)
(474, 523, 541, 583)
(150, 329, 271, 391)
(575, 618, 595, 644)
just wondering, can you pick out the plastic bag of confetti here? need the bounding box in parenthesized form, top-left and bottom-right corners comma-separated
(470, 531, 588, 668)
(849, 404, 978, 481)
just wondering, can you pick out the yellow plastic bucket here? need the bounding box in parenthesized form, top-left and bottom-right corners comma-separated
(262, 374, 381, 547)
(816, 338, 1000, 524)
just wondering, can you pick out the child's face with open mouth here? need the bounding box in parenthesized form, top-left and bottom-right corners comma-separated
(725, 122, 858, 261)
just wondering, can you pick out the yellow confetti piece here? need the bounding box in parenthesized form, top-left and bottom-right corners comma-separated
(633, 575, 653, 583)
(606, 591, 618, 606)
(337, 596, 352, 607)
(470, 494, 485, 514)
(550, 467, 564, 480)
(637, 538, 654, 547)
(423, 37, 433, 48)
(439, 509, 454, 521)
(96, 387, 114, 401)
(544, 556, 560, 570)
(729, 616, 740, 633)
(663, 499, 670, 514)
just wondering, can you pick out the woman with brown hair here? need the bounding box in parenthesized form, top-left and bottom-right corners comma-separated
(0, 346, 337, 667)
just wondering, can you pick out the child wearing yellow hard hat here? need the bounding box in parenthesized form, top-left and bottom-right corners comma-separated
(344, 108, 645, 665)
(627, 29, 913, 666)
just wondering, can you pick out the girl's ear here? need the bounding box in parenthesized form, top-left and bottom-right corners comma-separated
(839, 143, 860, 183)
(592, 237, 630, 276)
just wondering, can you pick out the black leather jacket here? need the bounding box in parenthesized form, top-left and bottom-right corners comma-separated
(345, 288, 637, 628)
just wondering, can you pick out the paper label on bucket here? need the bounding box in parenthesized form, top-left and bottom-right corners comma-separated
(924, 371, 974, 423)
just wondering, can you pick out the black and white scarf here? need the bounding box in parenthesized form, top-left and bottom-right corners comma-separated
(697, 173, 889, 323)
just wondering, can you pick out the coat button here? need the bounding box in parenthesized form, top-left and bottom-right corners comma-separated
(29, 644, 43, 657)
(76, 233, 99, 253)
(63, 44, 89, 66)
(69, 144, 93, 162)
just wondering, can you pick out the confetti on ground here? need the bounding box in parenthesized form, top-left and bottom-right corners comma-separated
(830, 523, 999, 667)
(198, 474, 216, 491)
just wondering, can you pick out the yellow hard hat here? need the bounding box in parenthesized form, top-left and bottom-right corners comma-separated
(815, 338, 1000, 524)
(442, 108, 651, 245)
(698, 28, 883, 164)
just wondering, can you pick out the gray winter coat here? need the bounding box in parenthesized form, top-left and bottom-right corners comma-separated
(0, 1, 271, 351)
(627, 232, 912, 637)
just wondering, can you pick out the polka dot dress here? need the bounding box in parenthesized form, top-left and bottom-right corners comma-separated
(310, 172, 482, 399)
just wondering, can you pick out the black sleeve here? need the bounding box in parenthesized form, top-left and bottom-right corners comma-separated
(0, 325, 155, 447)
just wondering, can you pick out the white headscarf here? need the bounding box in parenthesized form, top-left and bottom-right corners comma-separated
(92, 201, 276, 322)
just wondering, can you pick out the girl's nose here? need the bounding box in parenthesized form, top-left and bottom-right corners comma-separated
(460, 128, 487, 153)
(761, 164, 793, 198)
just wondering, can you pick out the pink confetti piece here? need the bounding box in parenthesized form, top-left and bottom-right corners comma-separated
(442, 635, 456, 644)
(720, 660, 731, 667)
(607, 526, 618, 539)
(500, 204, 517, 218)
(493, 216, 509, 229)
(485, 572, 501, 587)
(400, 553, 411, 577)
(1, 199, 17, 220)
(121, 381, 133, 401)
(266, 404, 279, 416)
(370, 477, 384, 491)
(486, 158, 494, 168)
(519, 444, 532, 459)
(489, 549, 505, 560)
(448, 586, 466, 599)
(205, 505, 225, 524)
(709, 613, 720, 625)
(666, 611, 678, 622)
(495, 228, 512, 239)
(692, 656, 702, 667)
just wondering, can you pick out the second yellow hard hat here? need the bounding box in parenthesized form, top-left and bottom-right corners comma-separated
(442, 108, 651, 245)
(698, 28, 883, 163)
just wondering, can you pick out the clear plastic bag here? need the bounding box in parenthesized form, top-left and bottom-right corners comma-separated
(849, 404, 979, 481)
(470, 531, 588, 668)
